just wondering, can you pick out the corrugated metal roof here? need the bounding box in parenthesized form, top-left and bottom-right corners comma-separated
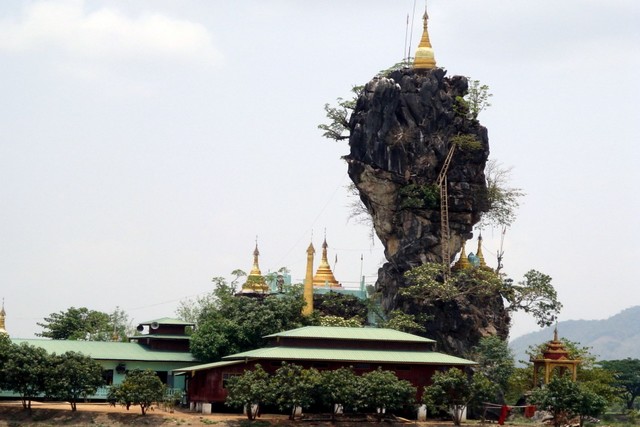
(223, 346, 476, 365)
(174, 360, 245, 373)
(11, 339, 197, 363)
(264, 326, 435, 343)
(138, 317, 195, 326)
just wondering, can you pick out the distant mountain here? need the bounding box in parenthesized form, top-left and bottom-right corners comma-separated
(509, 306, 640, 364)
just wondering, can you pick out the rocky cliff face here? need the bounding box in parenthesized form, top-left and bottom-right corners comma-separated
(346, 67, 509, 355)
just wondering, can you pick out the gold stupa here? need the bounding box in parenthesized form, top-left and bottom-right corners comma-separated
(241, 241, 269, 293)
(0, 299, 7, 335)
(312, 238, 341, 288)
(452, 241, 471, 271)
(413, 10, 437, 70)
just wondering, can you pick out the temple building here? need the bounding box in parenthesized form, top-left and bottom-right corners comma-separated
(532, 328, 581, 385)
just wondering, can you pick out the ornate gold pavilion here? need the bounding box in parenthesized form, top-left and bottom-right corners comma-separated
(532, 328, 581, 385)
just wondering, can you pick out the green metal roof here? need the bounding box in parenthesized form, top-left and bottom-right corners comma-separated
(11, 339, 197, 363)
(265, 326, 436, 343)
(174, 360, 245, 373)
(138, 317, 195, 326)
(223, 346, 475, 366)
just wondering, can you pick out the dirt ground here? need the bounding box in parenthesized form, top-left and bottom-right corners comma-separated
(0, 401, 441, 426)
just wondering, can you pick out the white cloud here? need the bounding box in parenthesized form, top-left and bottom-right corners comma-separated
(0, 0, 223, 66)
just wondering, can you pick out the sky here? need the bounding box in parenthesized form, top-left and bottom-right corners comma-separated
(1, 0, 638, 341)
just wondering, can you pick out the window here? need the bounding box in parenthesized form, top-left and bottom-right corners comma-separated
(354, 363, 371, 370)
(395, 365, 411, 371)
(222, 373, 240, 389)
(312, 362, 329, 368)
(102, 369, 114, 385)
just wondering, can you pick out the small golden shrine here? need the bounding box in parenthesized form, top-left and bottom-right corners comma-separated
(241, 241, 269, 293)
(413, 8, 437, 70)
(532, 328, 581, 385)
(452, 234, 488, 271)
(312, 237, 342, 288)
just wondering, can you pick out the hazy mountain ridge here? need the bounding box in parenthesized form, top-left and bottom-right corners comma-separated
(509, 306, 640, 363)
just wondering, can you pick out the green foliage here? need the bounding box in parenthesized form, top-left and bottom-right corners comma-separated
(315, 292, 368, 319)
(0, 342, 51, 409)
(357, 368, 416, 420)
(399, 183, 440, 210)
(318, 315, 363, 327)
(479, 160, 525, 229)
(403, 262, 504, 303)
(465, 78, 493, 120)
(530, 376, 608, 427)
(503, 270, 562, 328)
(423, 368, 497, 426)
(225, 364, 272, 420)
(381, 310, 427, 334)
(403, 263, 562, 330)
(47, 351, 105, 411)
(36, 306, 129, 341)
(318, 87, 361, 142)
(271, 363, 321, 419)
(599, 358, 640, 410)
(467, 336, 515, 401)
(318, 367, 359, 418)
(450, 133, 482, 151)
(184, 280, 309, 362)
(108, 369, 165, 415)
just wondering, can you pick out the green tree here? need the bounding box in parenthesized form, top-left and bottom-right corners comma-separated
(529, 375, 608, 427)
(599, 358, 640, 410)
(479, 160, 525, 230)
(403, 264, 562, 328)
(36, 306, 120, 341)
(47, 351, 105, 411)
(423, 368, 497, 426)
(381, 310, 427, 334)
(358, 368, 416, 421)
(185, 280, 309, 362)
(108, 369, 165, 415)
(272, 363, 321, 419)
(318, 367, 359, 419)
(1, 343, 51, 409)
(318, 315, 363, 327)
(467, 336, 515, 403)
(464, 78, 493, 120)
(225, 364, 272, 420)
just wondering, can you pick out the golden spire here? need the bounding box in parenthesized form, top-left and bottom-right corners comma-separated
(413, 7, 437, 70)
(452, 241, 471, 271)
(0, 298, 7, 335)
(242, 238, 269, 293)
(312, 235, 341, 288)
(476, 233, 487, 267)
(303, 240, 316, 316)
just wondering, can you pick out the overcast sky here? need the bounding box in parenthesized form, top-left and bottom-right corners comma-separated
(1, 0, 638, 340)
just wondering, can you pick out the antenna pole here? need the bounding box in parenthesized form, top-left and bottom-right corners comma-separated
(407, 0, 418, 62)
(404, 14, 409, 63)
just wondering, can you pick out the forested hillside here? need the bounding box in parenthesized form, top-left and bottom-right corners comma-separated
(510, 306, 640, 363)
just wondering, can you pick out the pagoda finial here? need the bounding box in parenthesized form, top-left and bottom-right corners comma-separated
(476, 233, 487, 267)
(241, 238, 269, 293)
(452, 241, 472, 271)
(312, 233, 341, 288)
(413, 3, 437, 70)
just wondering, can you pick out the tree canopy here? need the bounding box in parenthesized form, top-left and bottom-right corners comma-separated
(178, 279, 310, 362)
(47, 351, 105, 411)
(107, 369, 165, 415)
(599, 358, 640, 410)
(36, 306, 132, 341)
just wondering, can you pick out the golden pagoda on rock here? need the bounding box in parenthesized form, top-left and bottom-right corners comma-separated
(312, 237, 341, 288)
(452, 241, 471, 271)
(241, 241, 269, 293)
(413, 8, 437, 70)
